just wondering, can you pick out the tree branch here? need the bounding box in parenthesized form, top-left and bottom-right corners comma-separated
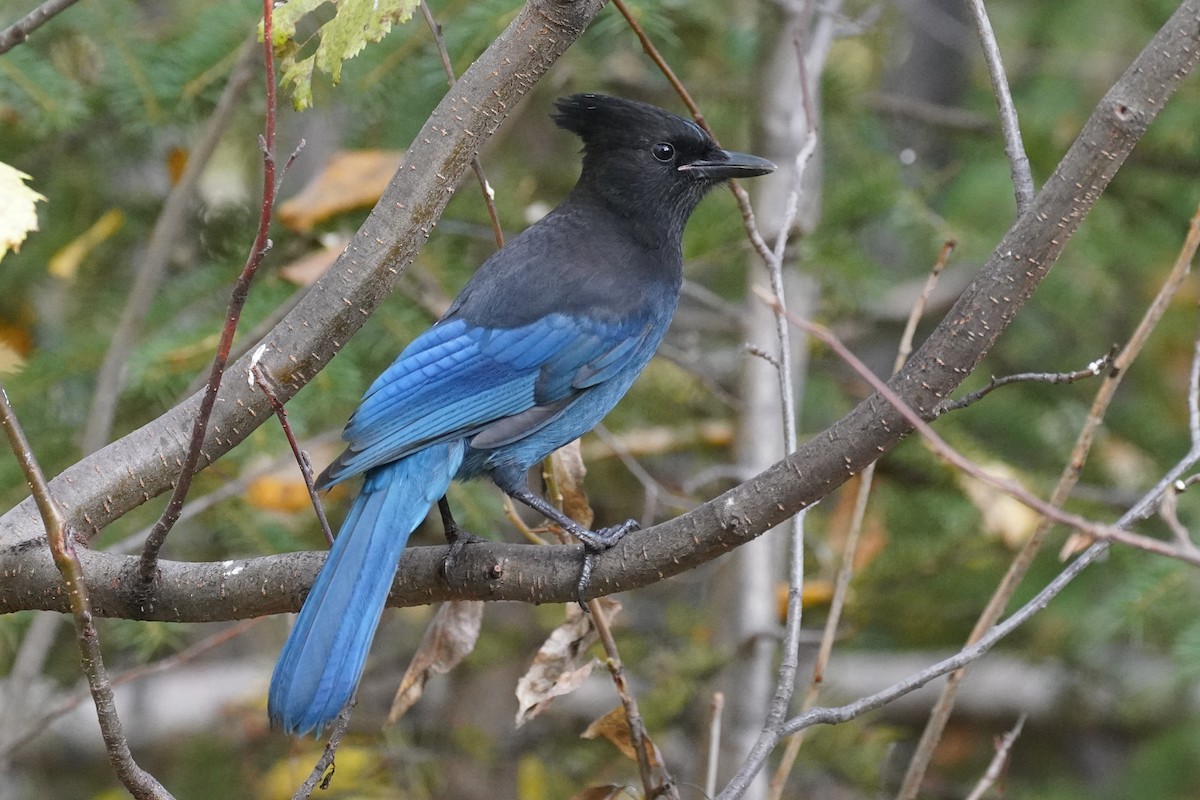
(2, 1, 1199, 631)
(0, 0, 608, 558)
(0, 0, 81, 55)
(0, 389, 171, 798)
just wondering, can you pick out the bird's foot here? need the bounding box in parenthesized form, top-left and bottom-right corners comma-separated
(575, 519, 639, 610)
(440, 526, 488, 581)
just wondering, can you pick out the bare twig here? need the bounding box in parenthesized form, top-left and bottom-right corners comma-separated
(420, 0, 504, 248)
(963, 714, 1026, 800)
(819, 547, 1108, 720)
(725, 6, 845, 796)
(720, 536, 1110, 797)
(0, 387, 171, 798)
(292, 703, 355, 800)
(896, 240, 954, 367)
(967, 0, 1034, 212)
(251, 349, 334, 545)
(610, 0, 776, 266)
(769, 240, 951, 798)
(899, 197, 1200, 798)
(5, 618, 264, 758)
(761, 292, 1200, 567)
(138, 3, 286, 581)
(0, 0, 81, 54)
(935, 350, 1116, 416)
(705, 693, 725, 799)
(723, 280, 1200, 798)
(590, 597, 677, 799)
(81, 37, 261, 457)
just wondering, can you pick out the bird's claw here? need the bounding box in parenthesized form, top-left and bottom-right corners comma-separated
(577, 518, 640, 552)
(575, 519, 639, 610)
(440, 529, 487, 581)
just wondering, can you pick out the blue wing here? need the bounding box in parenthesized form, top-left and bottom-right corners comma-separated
(319, 313, 655, 485)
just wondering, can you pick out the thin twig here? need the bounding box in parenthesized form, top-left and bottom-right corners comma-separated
(590, 597, 676, 799)
(0, 387, 171, 798)
(81, 36, 261, 458)
(963, 714, 1026, 800)
(4, 619, 265, 759)
(782, 543, 1107, 734)
(704, 692, 725, 799)
(896, 240, 954, 367)
(721, 6, 846, 795)
(719, 281, 1200, 794)
(966, 0, 1035, 212)
(760, 291, 1200, 568)
(0, 0, 81, 54)
(420, 0, 504, 248)
(292, 703, 355, 800)
(138, 2, 286, 581)
(251, 349, 334, 545)
(770, 239, 950, 799)
(899, 197, 1200, 799)
(935, 351, 1115, 415)
(725, 537, 1115, 795)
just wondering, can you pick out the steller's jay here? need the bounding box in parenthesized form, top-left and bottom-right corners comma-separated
(268, 93, 775, 735)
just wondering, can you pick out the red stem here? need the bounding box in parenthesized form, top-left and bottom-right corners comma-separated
(137, 0, 280, 583)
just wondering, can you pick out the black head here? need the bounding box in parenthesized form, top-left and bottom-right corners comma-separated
(553, 94, 774, 238)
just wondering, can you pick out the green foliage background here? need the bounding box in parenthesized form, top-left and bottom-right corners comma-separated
(2, 0, 1200, 797)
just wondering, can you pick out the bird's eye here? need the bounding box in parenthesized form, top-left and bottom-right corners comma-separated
(651, 142, 675, 162)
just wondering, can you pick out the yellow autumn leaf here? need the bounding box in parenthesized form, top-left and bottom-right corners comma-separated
(246, 473, 312, 513)
(268, 0, 420, 110)
(0, 162, 45, 262)
(258, 743, 381, 799)
(48, 208, 125, 280)
(0, 343, 25, 375)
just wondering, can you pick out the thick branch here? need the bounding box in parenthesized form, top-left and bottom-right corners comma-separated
(3, 0, 1200, 621)
(0, 0, 607, 557)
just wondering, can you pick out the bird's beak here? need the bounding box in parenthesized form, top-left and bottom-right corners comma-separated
(680, 150, 776, 180)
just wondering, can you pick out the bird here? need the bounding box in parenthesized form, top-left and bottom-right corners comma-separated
(268, 93, 775, 736)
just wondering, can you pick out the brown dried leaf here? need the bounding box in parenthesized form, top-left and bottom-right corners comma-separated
(514, 599, 621, 726)
(278, 149, 405, 232)
(550, 440, 594, 528)
(277, 236, 349, 286)
(957, 462, 1040, 549)
(581, 706, 661, 768)
(387, 600, 483, 723)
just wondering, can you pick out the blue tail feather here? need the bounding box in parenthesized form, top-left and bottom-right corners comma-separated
(268, 442, 464, 736)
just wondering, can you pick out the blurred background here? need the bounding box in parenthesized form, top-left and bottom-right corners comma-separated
(2, 0, 1200, 797)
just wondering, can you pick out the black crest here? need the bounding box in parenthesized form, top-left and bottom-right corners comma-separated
(552, 93, 710, 151)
